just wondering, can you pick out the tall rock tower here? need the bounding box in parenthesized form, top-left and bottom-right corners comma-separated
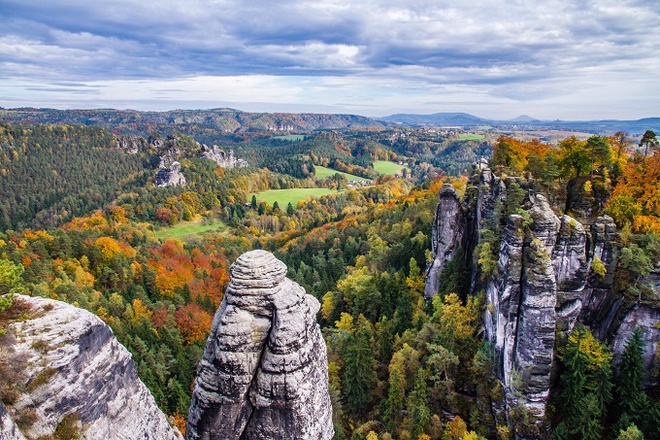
(186, 250, 334, 440)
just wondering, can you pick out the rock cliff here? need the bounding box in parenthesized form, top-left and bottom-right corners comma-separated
(186, 250, 333, 440)
(201, 145, 248, 168)
(426, 162, 660, 428)
(155, 161, 187, 187)
(424, 183, 464, 299)
(0, 295, 181, 440)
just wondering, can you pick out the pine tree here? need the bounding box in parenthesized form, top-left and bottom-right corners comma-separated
(384, 367, 405, 431)
(407, 369, 431, 438)
(559, 326, 613, 438)
(615, 328, 648, 429)
(342, 315, 376, 419)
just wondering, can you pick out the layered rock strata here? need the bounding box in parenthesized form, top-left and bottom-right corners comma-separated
(186, 250, 333, 440)
(424, 183, 464, 298)
(425, 162, 656, 428)
(0, 295, 181, 440)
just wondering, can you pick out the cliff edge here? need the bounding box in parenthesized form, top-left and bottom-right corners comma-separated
(0, 295, 182, 440)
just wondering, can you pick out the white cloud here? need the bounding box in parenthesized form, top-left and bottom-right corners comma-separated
(0, 0, 658, 118)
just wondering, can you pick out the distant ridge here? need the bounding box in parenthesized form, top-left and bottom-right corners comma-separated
(380, 112, 660, 134)
(1, 108, 658, 135)
(0, 107, 385, 135)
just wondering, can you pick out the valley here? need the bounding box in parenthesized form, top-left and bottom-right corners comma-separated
(0, 108, 658, 440)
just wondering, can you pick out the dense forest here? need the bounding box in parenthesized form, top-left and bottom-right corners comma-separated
(0, 117, 659, 439)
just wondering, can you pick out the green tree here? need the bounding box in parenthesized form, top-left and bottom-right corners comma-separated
(616, 328, 646, 416)
(639, 130, 659, 158)
(558, 326, 612, 439)
(384, 366, 405, 431)
(0, 259, 24, 314)
(586, 135, 611, 178)
(617, 424, 644, 440)
(342, 315, 377, 419)
(407, 369, 431, 438)
(559, 137, 590, 179)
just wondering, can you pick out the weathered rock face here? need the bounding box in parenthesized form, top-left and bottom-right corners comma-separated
(201, 145, 249, 168)
(0, 295, 181, 440)
(611, 305, 660, 387)
(424, 183, 464, 299)
(155, 161, 187, 187)
(425, 163, 660, 431)
(186, 250, 333, 440)
(552, 215, 589, 329)
(1, 401, 27, 440)
(484, 202, 559, 420)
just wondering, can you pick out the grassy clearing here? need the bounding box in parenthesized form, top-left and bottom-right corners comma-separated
(251, 188, 338, 207)
(457, 133, 485, 141)
(373, 161, 409, 175)
(273, 135, 306, 141)
(314, 165, 368, 181)
(156, 217, 227, 240)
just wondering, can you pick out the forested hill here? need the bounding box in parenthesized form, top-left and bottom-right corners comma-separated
(0, 108, 385, 137)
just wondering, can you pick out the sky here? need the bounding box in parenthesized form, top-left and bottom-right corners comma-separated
(0, 0, 658, 120)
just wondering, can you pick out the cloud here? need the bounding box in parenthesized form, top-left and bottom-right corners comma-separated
(0, 0, 658, 118)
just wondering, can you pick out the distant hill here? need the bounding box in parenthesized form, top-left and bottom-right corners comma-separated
(381, 112, 660, 134)
(0, 108, 385, 136)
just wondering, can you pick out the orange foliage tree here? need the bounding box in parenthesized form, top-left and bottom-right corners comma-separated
(174, 303, 213, 344)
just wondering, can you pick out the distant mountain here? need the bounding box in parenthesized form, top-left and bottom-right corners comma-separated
(381, 112, 660, 135)
(382, 112, 487, 126)
(510, 114, 540, 123)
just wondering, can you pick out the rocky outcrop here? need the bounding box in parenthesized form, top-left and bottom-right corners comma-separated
(156, 161, 186, 187)
(484, 199, 559, 420)
(186, 250, 333, 440)
(426, 162, 658, 431)
(201, 145, 248, 168)
(0, 295, 181, 440)
(424, 183, 464, 298)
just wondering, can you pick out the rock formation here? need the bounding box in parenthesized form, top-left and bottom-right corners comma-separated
(0, 295, 181, 440)
(424, 183, 464, 299)
(156, 161, 187, 187)
(201, 145, 249, 168)
(186, 250, 333, 440)
(426, 161, 660, 429)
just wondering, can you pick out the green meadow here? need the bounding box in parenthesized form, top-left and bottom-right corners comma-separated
(156, 217, 227, 240)
(314, 165, 368, 181)
(373, 160, 409, 175)
(457, 133, 485, 141)
(273, 135, 306, 141)
(250, 188, 338, 207)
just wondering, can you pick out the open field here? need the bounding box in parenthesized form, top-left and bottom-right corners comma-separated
(156, 217, 227, 240)
(457, 133, 485, 141)
(373, 161, 409, 175)
(273, 135, 306, 141)
(251, 188, 339, 207)
(314, 165, 368, 181)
